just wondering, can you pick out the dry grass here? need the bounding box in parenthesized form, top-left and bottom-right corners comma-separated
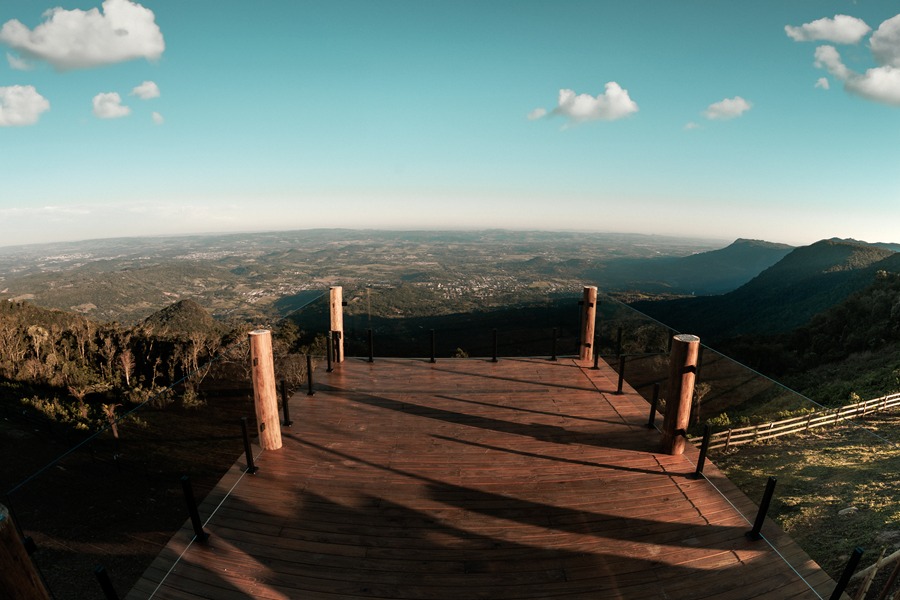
(713, 411, 900, 582)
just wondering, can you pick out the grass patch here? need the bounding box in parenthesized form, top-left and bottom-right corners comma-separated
(714, 413, 900, 579)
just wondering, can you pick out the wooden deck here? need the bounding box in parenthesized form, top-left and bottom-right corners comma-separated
(128, 357, 835, 600)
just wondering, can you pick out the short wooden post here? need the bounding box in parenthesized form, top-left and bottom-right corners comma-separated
(248, 329, 282, 451)
(330, 286, 344, 363)
(661, 334, 700, 455)
(579, 286, 598, 363)
(0, 503, 50, 600)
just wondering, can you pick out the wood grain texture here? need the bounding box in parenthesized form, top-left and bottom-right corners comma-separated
(249, 330, 282, 451)
(130, 357, 832, 600)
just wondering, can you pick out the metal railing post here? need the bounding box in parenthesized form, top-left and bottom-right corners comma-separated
(551, 327, 558, 361)
(326, 334, 333, 373)
(746, 476, 777, 540)
(616, 356, 625, 394)
(180, 475, 210, 542)
(648, 383, 660, 428)
(491, 329, 498, 363)
(829, 547, 864, 600)
(430, 329, 436, 364)
(240, 417, 258, 474)
(94, 565, 119, 600)
(693, 425, 711, 479)
(367, 329, 375, 363)
(280, 380, 292, 427)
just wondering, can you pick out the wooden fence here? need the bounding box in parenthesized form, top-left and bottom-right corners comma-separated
(707, 392, 900, 452)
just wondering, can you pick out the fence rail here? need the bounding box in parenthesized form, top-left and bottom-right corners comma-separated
(708, 392, 900, 451)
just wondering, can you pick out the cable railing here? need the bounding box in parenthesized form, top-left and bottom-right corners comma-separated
(6, 288, 899, 599)
(600, 296, 900, 599)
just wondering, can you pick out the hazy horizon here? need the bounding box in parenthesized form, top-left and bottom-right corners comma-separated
(2, 1, 898, 247)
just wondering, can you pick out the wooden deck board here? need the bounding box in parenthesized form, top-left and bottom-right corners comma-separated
(128, 357, 834, 599)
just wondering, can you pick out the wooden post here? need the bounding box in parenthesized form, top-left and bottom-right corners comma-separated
(661, 334, 700, 455)
(330, 286, 344, 363)
(0, 504, 51, 600)
(579, 286, 598, 363)
(248, 329, 282, 451)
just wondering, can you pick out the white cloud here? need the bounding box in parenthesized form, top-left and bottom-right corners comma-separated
(92, 92, 130, 118)
(550, 82, 638, 124)
(131, 80, 160, 99)
(0, 0, 164, 71)
(811, 17, 900, 107)
(703, 96, 752, 120)
(6, 51, 32, 70)
(870, 14, 900, 68)
(785, 15, 871, 44)
(815, 77, 830, 90)
(683, 121, 700, 130)
(845, 65, 900, 105)
(814, 45, 851, 80)
(526, 107, 547, 121)
(0, 85, 50, 126)
(151, 111, 164, 124)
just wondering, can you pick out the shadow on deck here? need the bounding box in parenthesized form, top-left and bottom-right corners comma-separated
(128, 357, 834, 599)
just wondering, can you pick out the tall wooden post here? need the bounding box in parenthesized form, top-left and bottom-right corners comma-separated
(330, 286, 344, 363)
(249, 330, 282, 451)
(661, 334, 700, 455)
(579, 286, 598, 363)
(0, 504, 51, 600)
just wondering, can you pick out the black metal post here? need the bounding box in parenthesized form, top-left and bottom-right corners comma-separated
(616, 327, 623, 357)
(280, 379, 292, 427)
(240, 417, 258, 474)
(746, 476, 777, 540)
(829, 547, 864, 600)
(616, 355, 625, 394)
(367, 329, 374, 363)
(94, 565, 120, 600)
(491, 329, 498, 363)
(551, 327, 558, 361)
(693, 425, 712, 479)
(180, 475, 210, 542)
(326, 334, 333, 373)
(306, 354, 315, 395)
(430, 329, 436, 364)
(592, 335, 600, 369)
(647, 383, 660, 428)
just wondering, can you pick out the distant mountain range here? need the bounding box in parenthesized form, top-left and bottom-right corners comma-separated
(633, 238, 900, 342)
(590, 238, 794, 295)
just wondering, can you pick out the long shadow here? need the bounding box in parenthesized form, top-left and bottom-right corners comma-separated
(433, 394, 627, 426)
(317, 385, 653, 452)
(369, 358, 608, 394)
(290, 435, 739, 551)
(430, 434, 684, 479)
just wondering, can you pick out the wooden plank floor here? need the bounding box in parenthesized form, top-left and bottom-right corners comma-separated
(128, 357, 834, 600)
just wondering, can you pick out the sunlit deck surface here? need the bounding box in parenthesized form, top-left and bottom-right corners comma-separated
(129, 357, 834, 600)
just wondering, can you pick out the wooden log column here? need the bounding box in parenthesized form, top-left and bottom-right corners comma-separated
(249, 329, 282, 451)
(330, 286, 344, 363)
(661, 334, 701, 455)
(579, 286, 598, 363)
(0, 504, 50, 600)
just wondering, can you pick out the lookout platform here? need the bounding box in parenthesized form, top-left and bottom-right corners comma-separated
(128, 356, 834, 599)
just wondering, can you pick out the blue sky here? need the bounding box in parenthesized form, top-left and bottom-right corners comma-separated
(1, 0, 898, 248)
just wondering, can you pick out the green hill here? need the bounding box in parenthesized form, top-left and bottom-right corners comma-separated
(633, 239, 896, 341)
